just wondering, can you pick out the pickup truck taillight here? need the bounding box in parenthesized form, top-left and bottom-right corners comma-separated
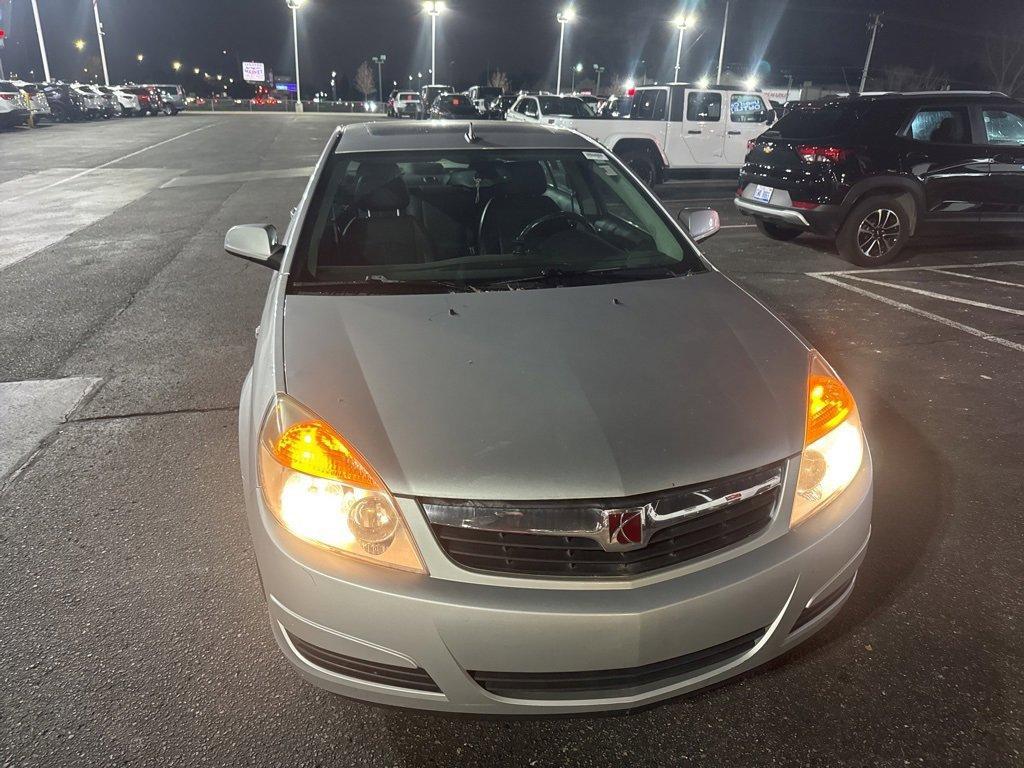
(0, 93, 16, 101)
(797, 145, 851, 163)
(746, 139, 757, 152)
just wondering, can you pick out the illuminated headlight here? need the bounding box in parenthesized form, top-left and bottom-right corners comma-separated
(790, 353, 867, 527)
(258, 394, 426, 573)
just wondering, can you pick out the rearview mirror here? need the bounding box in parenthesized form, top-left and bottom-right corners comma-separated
(224, 224, 284, 269)
(681, 208, 721, 243)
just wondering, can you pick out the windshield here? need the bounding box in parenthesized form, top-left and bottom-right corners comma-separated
(290, 148, 705, 294)
(537, 96, 594, 117)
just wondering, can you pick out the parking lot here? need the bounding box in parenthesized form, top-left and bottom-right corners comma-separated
(1, 113, 1022, 766)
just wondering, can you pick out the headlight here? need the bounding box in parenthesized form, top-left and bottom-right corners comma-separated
(791, 352, 866, 527)
(258, 394, 427, 573)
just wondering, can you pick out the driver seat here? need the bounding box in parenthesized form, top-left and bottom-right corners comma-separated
(478, 161, 560, 254)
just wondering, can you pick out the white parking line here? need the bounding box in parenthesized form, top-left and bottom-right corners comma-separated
(809, 259, 1024, 277)
(928, 269, 1024, 289)
(808, 274, 1024, 353)
(2, 122, 217, 205)
(836, 273, 1024, 317)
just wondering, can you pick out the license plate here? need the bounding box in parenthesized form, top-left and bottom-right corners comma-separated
(752, 184, 774, 203)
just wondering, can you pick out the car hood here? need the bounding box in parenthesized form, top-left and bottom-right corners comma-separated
(283, 272, 809, 501)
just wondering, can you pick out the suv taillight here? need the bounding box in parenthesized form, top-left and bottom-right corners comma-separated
(797, 145, 851, 164)
(747, 139, 757, 152)
(0, 93, 15, 101)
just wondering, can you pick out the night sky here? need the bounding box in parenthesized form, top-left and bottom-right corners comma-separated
(0, 0, 1019, 95)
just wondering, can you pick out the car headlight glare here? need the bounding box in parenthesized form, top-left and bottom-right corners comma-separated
(258, 394, 426, 573)
(791, 353, 866, 528)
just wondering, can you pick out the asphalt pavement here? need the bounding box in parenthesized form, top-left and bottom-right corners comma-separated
(1, 113, 1022, 768)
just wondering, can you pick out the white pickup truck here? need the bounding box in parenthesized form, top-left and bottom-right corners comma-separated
(557, 84, 775, 183)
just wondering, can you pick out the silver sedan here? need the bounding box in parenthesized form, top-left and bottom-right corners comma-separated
(226, 121, 872, 714)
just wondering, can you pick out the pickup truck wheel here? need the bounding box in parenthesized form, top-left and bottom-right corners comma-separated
(838, 197, 911, 267)
(620, 151, 659, 186)
(755, 219, 803, 241)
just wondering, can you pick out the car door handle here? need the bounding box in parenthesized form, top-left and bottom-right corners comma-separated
(727, 130, 742, 135)
(687, 130, 702, 135)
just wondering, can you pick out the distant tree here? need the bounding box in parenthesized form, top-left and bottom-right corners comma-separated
(984, 32, 1024, 96)
(881, 65, 947, 92)
(489, 70, 510, 93)
(354, 61, 376, 101)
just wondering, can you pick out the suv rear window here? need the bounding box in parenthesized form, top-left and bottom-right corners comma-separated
(768, 102, 862, 139)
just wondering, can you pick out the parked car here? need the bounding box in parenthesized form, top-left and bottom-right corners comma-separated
(420, 84, 454, 109)
(40, 82, 89, 122)
(465, 85, 502, 113)
(11, 81, 53, 121)
(0, 81, 30, 128)
(506, 94, 596, 126)
(598, 92, 632, 118)
(153, 84, 186, 115)
(391, 91, 422, 118)
(122, 85, 161, 116)
(81, 84, 118, 118)
(100, 85, 141, 116)
(484, 94, 517, 120)
(560, 84, 774, 184)
(737, 91, 1024, 266)
(224, 120, 872, 714)
(70, 84, 106, 119)
(427, 93, 479, 119)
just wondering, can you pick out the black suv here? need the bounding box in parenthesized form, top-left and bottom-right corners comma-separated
(736, 92, 1024, 266)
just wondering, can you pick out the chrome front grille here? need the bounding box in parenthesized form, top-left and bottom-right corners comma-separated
(422, 462, 785, 578)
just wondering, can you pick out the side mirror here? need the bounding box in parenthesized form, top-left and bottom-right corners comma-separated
(224, 224, 284, 269)
(766, 109, 777, 125)
(681, 208, 721, 243)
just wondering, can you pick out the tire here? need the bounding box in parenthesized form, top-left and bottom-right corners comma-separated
(755, 218, 803, 241)
(837, 196, 912, 267)
(620, 150, 660, 186)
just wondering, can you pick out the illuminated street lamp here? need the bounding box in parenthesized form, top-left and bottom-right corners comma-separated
(570, 61, 582, 93)
(74, 39, 86, 52)
(286, 0, 305, 112)
(671, 13, 696, 83)
(422, 2, 444, 86)
(172, 61, 182, 73)
(555, 6, 575, 95)
(193, 67, 201, 75)
(136, 53, 144, 63)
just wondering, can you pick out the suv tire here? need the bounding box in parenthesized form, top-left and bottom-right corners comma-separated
(620, 150, 660, 186)
(838, 196, 912, 267)
(755, 219, 803, 241)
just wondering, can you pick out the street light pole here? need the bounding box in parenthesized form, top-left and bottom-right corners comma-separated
(286, 0, 303, 113)
(93, 0, 110, 86)
(423, 2, 444, 86)
(593, 64, 604, 95)
(555, 7, 575, 95)
(372, 55, 386, 101)
(716, 0, 729, 84)
(571, 62, 582, 93)
(672, 14, 694, 83)
(29, 0, 51, 82)
(858, 12, 883, 93)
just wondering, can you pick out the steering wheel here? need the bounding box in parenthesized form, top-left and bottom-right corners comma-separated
(517, 211, 597, 246)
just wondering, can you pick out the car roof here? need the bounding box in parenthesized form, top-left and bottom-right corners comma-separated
(831, 91, 1018, 104)
(335, 121, 598, 153)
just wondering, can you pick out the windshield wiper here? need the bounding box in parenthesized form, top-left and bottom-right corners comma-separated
(292, 275, 476, 294)
(476, 264, 684, 290)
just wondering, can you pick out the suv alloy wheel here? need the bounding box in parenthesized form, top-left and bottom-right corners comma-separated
(837, 196, 912, 267)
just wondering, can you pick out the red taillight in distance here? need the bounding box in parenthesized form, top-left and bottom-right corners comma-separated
(0, 93, 16, 101)
(747, 139, 757, 152)
(797, 145, 851, 164)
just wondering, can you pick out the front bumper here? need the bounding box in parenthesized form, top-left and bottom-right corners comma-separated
(245, 451, 872, 714)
